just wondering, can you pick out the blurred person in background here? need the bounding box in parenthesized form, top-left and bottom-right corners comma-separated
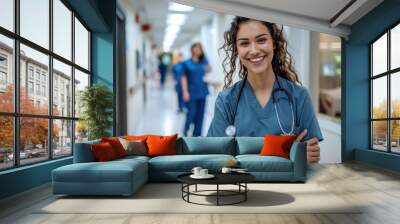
(172, 53, 186, 113)
(181, 43, 212, 136)
(158, 54, 168, 87)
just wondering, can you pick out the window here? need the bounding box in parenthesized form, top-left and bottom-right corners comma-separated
(0, 34, 13, 113)
(0, 54, 8, 88)
(371, 23, 400, 154)
(53, 0, 72, 60)
(0, 116, 13, 170)
(35, 70, 40, 81)
(29, 67, 34, 80)
(53, 59, 72, 117)
(0, 55, 7, 67)
(0, 71, 6, 85)
(74, 69, 89, 118)
(0, 0, 14, 32)
(75, 18, 90, 70)
(28, 81, 34, 94)
(53, 119, 72, 158)
(42, 85, 46, 97)
(36, 83, 40, 95)
(0, 0, 91, 170)
(20, 0, 49, 49)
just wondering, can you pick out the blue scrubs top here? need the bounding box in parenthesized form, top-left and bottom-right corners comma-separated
(182, 58, 209, 100)
(172, 63, 184, 82)
(207, 76, 323, 142)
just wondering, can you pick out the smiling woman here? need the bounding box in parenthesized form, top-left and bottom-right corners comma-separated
(207, 17, 323, 163)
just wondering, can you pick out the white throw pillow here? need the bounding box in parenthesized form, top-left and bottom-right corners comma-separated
(118, 137, 147, 156)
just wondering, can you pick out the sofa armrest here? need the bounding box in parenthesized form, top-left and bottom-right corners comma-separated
(73, 140, 100, 163)
(289, 141, 307, 181)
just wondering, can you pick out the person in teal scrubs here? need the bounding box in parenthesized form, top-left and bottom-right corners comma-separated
(181, 43, 211, 136)
(207, 17, 323, 163)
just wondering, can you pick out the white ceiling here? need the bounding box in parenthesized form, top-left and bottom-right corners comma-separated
(226, 0, 353, 23)
(123, 0, 215, 50)
(175, 0, 383, 37)
(121, 0, 384, 49)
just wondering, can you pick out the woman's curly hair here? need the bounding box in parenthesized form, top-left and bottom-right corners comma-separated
(220, 16, 301, 88)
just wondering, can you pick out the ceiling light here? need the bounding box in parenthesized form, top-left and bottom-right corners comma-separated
(166, 25, 180, 33)
(168, 2, 194, 12)
(167, 13, 186, 26)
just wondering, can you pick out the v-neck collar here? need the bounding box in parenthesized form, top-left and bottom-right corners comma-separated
(243, 77, 280, 119)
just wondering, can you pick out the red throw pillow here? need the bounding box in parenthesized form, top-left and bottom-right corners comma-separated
(101, 137, 126, 158)
(146, 134, 178, 157)
(123, 135, 149, 141)
(259, 135, 297, 159)
(91, 142, 117, 161)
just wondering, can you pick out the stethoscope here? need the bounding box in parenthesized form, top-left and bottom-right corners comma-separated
(225, 74, 297, 137)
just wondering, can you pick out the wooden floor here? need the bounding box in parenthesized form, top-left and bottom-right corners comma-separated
(1, 162, 400, 224)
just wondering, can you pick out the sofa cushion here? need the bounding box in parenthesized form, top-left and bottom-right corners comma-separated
(147, 134, 178, 157)
(118, 138, 147, 156)
(91, 142, 118, 161)
(148, 154, 235, 172)
(123, 135, 149, 141)
(177, 137, 235, 155)
(52, 159, 147, 183)
(260, 135, 297, 159)
(236, 137, 263, 155)
(101, 137, 127, 158)
(236, 155, 293, 172)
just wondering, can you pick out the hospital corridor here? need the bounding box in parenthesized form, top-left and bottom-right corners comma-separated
(119, 0, 343, 164)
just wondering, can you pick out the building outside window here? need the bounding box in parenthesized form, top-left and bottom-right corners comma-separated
(41, 73, 46, 83)
(28, 81, 34, 94)
(35, 70, 40, 81)
(0, 55, 7, 67)
(41, 85, 46, 97)
(0, 0, 91, 170)
(28, 68, 34, 80)
(0, 55, 7, 88)
(0, 71, 6, 85)
(35, 83, 40, 95)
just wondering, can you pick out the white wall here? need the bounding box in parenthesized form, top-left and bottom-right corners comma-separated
(284, 27, 311, 88)
(118, 0, 157, 134)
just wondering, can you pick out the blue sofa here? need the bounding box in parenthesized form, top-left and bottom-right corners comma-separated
(52, 137, 306, 196)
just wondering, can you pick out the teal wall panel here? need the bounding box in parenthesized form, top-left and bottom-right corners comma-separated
(355, 149, 400, 172)
(0, 158, 72, 199)
(343, 0, 400, 171)
(92, 33, 114, 87)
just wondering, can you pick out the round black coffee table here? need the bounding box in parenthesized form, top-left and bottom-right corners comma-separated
(177, 173, 255, 206)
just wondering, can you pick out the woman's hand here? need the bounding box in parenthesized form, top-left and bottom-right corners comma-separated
(183, 91, 190, 102)
(296, 129, 320, 163)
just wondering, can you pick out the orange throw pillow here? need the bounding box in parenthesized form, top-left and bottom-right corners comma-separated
(91, 142, 117, 161)
(123, 135, 149, 141)
(101, 137, 127, 158)
(259, 135, 297, 159)
(146, 134, 178, 157)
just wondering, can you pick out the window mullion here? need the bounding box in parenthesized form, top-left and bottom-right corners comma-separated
(370, 45, 373, 149)
(388, 29, 391, 152)
(49, 0, 53, 160)
(13, 0, 20, 167)
(71, 10, 76, 155)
